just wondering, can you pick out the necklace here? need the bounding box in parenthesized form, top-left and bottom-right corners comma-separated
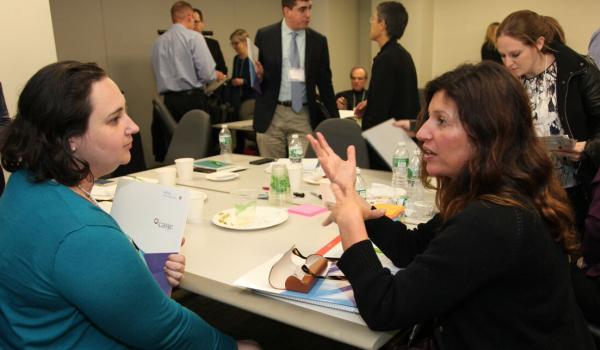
(76, 184, 98, 206)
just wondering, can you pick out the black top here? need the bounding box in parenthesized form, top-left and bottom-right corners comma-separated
(362, 40, 420, 131)
(205, 37, 228, 75)
(338, 201, 595, 349)
(231, 55, 256, 102)
(480, 42, 502, 64)
(335, 89, 367, 110)
(253, 22, 338, 133)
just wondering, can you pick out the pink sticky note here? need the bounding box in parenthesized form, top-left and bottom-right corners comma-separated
(288, 204, 328, 217)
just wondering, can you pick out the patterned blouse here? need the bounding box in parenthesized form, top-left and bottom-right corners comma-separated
(522, 61, 576, 188)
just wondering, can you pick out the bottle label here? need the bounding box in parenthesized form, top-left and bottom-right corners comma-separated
(219, 135, 231, 145)
(289, 145, 303, 160)
(408, 167, 419, 180)
(393, 157, 408, 168)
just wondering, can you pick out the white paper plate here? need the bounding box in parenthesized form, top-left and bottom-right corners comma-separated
(212, 206, 288, 230)
(303, 175, 325, 185)
(206, 171, 239, 181)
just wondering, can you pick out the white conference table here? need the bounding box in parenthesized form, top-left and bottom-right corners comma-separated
(133, 154, 398, 349)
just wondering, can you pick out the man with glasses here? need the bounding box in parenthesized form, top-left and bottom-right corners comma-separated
(335, 66, 368, 110)
(253, 0, 338, 158)
(192, 8, 228, 75)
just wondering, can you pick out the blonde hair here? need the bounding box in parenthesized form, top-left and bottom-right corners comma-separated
(229, 29, 249, 43)
(484, 22, 499, 45)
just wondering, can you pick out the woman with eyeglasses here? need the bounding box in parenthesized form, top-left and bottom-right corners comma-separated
(229, 29, 257, 105)
(0, 61, 258, 350)
(308, 62, 595, 349)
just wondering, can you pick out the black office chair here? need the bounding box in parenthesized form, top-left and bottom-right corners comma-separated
(163, 109, 212, 164)
(151, 96, 177, 162)
(237, 99, 257, 153)
(305, 118, 370, 169)
(111, 133, 147, 177)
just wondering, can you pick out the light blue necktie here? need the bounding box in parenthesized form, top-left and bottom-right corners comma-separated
(290, 31, 302, 113)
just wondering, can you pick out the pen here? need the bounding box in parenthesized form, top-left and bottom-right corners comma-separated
(407, 323, 422, 346)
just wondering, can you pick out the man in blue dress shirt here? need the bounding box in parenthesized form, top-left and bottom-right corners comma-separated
(151, 1, 226, 161)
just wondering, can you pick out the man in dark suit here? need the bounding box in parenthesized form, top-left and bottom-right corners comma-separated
(254, 0, 338, 158)
(192, 8, 228, 75)
(335, 66, 368, 110)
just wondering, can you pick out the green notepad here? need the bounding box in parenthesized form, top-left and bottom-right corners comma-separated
(194, 160, 233, 170)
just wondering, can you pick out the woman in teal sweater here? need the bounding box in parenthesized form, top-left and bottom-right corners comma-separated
(0, 61, 257, 349)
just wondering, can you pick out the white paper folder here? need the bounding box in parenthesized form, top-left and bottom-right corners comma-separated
(361, 118, 419, 169)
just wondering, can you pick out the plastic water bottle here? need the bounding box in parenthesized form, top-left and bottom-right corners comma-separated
(219, 125, 232, 162)
(407, 149, 422, 201)
(288, 134, 304, 163)
(391, 142, 409, 204)
(355, 167, 367, 199)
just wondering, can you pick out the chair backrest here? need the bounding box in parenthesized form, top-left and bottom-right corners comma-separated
(152, 96, 177, 137)
(164, 109, 212, 164)
(305, 118, 370, 169)
(239, 99, 255, 120)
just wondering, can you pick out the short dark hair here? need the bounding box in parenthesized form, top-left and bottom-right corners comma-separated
(376, 1, 408, 40)
(282, 0, 297, 10)
(192, 8, 203, 21)
(0, 61, 106, 186)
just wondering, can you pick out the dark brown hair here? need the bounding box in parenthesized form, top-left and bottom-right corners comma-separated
(376, 1, 408, 41)
(0, 61, 106, 186)
(420, 61, 577, 253)
(497, 10, 564, 53)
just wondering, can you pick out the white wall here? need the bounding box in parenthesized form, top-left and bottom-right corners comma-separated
(0, 0, 57, 116)
(48, 0, 600, 169)
(430, 0, 600, 80)
(50, 0, 283, 168)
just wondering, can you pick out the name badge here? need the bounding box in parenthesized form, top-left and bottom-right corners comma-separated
(288, 68, 305, 82)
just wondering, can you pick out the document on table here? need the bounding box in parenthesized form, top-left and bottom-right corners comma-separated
(234, 236, 401, 322)
(110, 179, 190, 295)
(362, 118, 418, 169)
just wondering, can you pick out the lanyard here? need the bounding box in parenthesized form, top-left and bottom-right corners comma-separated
(352, 90, 366, 109)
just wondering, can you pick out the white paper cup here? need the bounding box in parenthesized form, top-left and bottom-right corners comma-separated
(286, 163, 303, 193)
(319, 178, 336, 207)
(156, 167, 176, 186)
(187, 190, 207, 224)
(175, 158, 194, 181)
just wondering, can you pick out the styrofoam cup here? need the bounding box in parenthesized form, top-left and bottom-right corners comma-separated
(175, 158, 194, 181)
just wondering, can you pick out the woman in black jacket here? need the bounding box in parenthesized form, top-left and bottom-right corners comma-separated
(307, 62, 595, 349)
(496, 10, 600, 232)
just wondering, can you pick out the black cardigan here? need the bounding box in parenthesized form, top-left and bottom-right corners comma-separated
(361, 40, 420, 131)
(338, 201, 595, 349)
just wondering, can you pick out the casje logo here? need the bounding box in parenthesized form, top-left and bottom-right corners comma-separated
(154, 217, 174, 231)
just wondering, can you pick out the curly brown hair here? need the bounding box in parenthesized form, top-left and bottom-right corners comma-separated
(419, 61, 577, 253)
